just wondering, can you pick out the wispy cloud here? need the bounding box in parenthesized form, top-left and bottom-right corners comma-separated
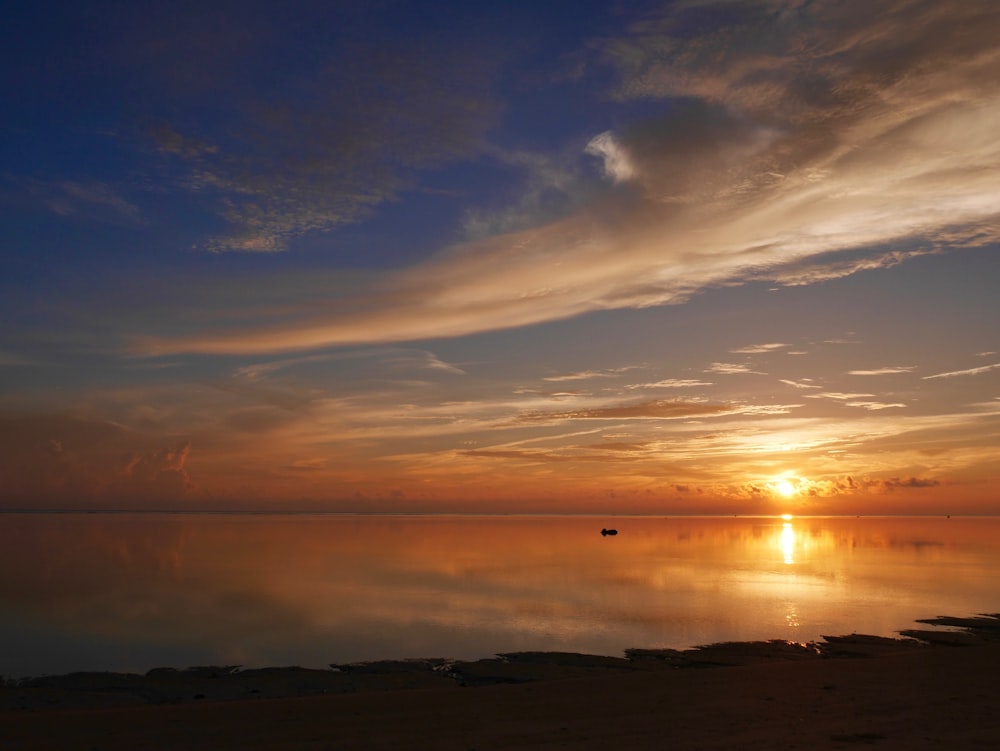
(763, 249, 938, 288)
(462, 146, 600, 241)
(146, 33, 499, 252)
(707, 363, 765, 375)
(849, 367, 917, 376)
(779, 379, 820, 390)
(543, 367, 639, 382)
(923, 363, 1000, 380)
(518, 398, 731, 422)
(807, 392, 876, 401)
(730, 343, 788, 354)
(233, 348, 466, 382)
(134, 0, 1000, 355)
(625, 378, 713, 390)
(516, 398, 802, 424)
(17, 178, 144, 226)
(845, 401, 907, 411)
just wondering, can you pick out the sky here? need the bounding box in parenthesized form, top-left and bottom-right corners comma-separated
(1, 0, 998, 515)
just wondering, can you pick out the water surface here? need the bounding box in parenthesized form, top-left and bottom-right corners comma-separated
(1, 514, 997, 678)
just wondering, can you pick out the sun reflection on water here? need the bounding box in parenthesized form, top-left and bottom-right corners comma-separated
(4, 514, 1000, 678)
(780, 522, 796, 565)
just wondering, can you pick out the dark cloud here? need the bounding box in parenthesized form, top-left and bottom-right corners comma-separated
(833, 475, 941, 494)
(608, 1, 1000, 117)
(878, 476, 941, 491)
(0, 413, 193, 506)
(113, 442, 192, 499)
(132, 8, 501, 252)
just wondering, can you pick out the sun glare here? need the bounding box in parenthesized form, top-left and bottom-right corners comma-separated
(776, 480, 796, 498)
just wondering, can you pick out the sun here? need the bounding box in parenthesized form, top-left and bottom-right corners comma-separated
(776, 480, 796, 498)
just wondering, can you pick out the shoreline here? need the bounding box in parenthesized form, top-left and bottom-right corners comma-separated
(3, 614, 999, 750)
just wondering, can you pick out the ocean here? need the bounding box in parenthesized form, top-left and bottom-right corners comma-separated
(1, 513, 997, 678)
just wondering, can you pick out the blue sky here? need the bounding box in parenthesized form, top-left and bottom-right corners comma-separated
(2, 0, 999, 513)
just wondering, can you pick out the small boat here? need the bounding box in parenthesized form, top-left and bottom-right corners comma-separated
(601, 528, 618, 536)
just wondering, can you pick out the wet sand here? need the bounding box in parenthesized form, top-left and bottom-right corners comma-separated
(3, 617, 999, 750)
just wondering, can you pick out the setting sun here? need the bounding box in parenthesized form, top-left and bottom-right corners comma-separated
(777, 481, 796, 497)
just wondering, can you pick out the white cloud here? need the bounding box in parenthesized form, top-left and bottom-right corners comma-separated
(846, 401, 907, 411)
(543, 367, 640, 382)
(848, 367, 917, 376)
(625, 379, 713, 389)
(730, 343, 788, 354)
(585, 131, 637, 183)
(923, 363, 1000, 380)
(806, 392, 876, 401)
(707, 363, 765, 375)
(779, 379, 820, 389)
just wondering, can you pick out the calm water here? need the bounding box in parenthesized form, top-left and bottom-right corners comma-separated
(1, 514, 998, 678)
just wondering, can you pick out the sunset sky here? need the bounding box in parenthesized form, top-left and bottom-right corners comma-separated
(2, 0, 998, 514)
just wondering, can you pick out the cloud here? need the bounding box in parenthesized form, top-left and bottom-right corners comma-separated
(230, 348, 465, 388)
(543, 368, 637, 382)
(836, 476, 941, 492)
(17, 178, 144, 226)
(511, 398, 801, 425)
(761, 249, 939, 288)
(736, 474, 943, 499)
(806, 392, 875, 401)
(849, 367, 917, 376)
(880, 477, 940, 490)
(923, 363, 1000, 380)
(707, 363, 765, 375)
(779, 379, 819, 389)
(0, 412, 193, 506)
(518, 398, 732, 423)
(462, 146, 597, 241)
(136, 0, 1000, 354)
(145, 31, 499, 252)
(115, 442, 192, 498)
(585, 132, 637, 183)
(625, 379, 713, 389)
(513, 388, 587, 399)
(460, 448, 629, 464)
(845, 401, 907, 411)
(730, 343, 788, 354)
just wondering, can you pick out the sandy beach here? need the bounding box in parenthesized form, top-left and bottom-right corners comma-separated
(3, 616, 999, 750)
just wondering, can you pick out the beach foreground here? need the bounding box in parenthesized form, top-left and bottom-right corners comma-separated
(3, 616, 999, 750)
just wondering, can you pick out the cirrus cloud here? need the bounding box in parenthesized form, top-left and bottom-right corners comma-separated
(134, 0, 1000, 355)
